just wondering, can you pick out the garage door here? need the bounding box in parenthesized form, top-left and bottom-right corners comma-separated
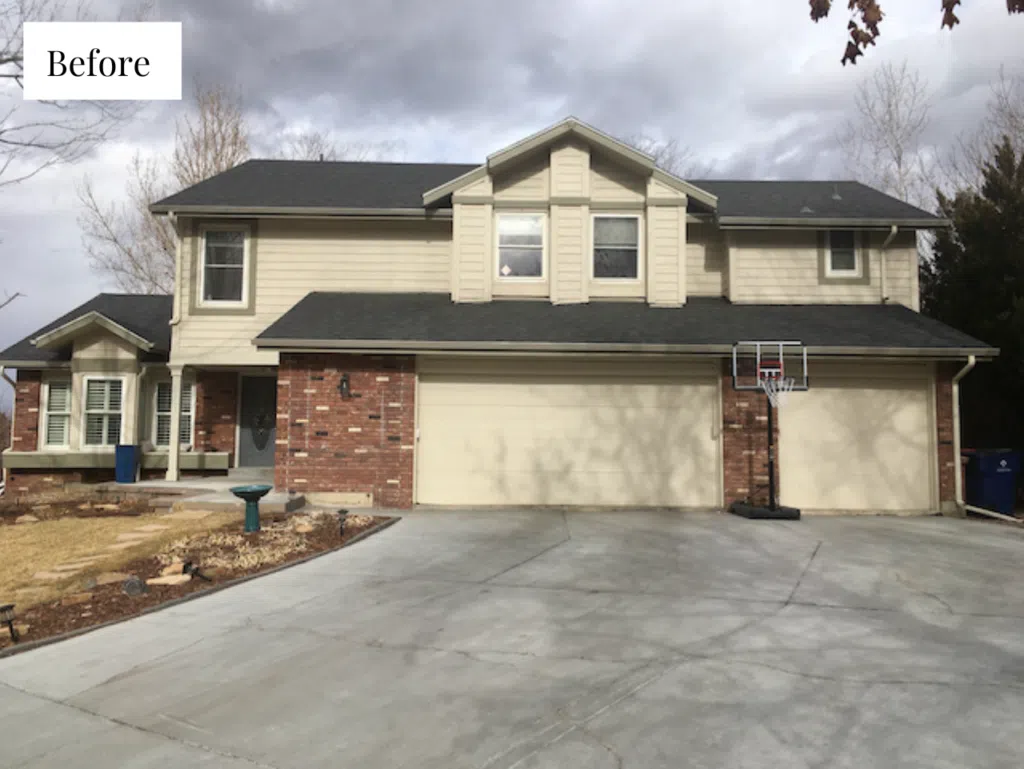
(779, 364, 936, 512)
(416, 358, 720, 507)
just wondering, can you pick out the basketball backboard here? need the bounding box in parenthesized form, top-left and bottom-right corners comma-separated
(731, 341, 809, 393)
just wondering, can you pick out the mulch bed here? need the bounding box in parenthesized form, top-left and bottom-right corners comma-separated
(0, 513, 393, 654)
(0, 490, 156, 525)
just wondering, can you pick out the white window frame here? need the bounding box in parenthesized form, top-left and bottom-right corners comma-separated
(152, 380, 196, 450)
(825, 230, 862, 278)
(81, 375, 126, 450)
(197, 223, 251, 308)
(40, 378, 72, 450)
(494, 212, 548, 282)
(591, 213, 644, 283)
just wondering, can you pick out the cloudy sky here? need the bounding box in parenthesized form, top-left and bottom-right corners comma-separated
(1, 0, 1023, 409)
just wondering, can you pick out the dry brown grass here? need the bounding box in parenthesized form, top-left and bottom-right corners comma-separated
(1, 511, 239, 609)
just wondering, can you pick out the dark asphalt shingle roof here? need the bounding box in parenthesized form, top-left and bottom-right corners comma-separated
(256, 293, 992, 355)
(151, 159, 943, 223)
(0, 294, 173, 364)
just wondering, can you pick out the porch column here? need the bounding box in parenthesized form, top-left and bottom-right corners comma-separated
(166, 364, 184, 481)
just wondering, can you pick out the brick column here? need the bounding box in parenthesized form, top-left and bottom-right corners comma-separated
(276, 354, 415, 508)
(11, 370, 42, 451)
(194, 371, 238, 455)
(935, 363, 956, 511)
(721, 361, 776, 507)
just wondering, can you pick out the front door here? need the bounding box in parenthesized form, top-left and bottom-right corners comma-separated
(238, 376, 277, 467)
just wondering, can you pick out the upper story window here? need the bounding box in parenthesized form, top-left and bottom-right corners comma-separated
(593, 215, 641, 280)
(43, 380, 71, 448)
(83, 378, 123, 447)
(826, 230, 861, 278)
(200, 227, 249, 306)
(496, 214, 545, 280)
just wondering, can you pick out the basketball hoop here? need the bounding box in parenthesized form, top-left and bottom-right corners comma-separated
(760, 375, 796, 409)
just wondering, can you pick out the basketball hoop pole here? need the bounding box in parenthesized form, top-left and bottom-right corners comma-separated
(766, 393, 777, 512)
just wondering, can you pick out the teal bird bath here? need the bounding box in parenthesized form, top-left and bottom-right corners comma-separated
(229, 484, 273, 533)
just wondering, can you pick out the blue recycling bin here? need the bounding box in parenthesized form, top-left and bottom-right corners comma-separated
(964, 450, 1020, 515)
(114, 444, 140, 484)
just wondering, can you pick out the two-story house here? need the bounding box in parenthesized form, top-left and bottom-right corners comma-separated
(0, 118, 996, 513)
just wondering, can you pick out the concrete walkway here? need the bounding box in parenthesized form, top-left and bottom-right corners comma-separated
(2, 511, 1024, 768)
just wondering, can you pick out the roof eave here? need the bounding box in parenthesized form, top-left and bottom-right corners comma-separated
(31, 311, 154, 352)
(149, 204, 448, 218)
(253, 337, 997, 360)
(718, 216, 951, 229)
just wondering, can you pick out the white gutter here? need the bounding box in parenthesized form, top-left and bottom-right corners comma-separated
(952, 355, 975, 511)
(0, 365, 14, 390)
(880, 225, 898, 303)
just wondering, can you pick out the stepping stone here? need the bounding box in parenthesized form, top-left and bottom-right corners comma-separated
(95, 571, 132, 586)
(159, 510, 214, 520)
(134, 524, 171, 533)
(32, 571, 67, 581)
(61, 592, 93, 606)
(15, 515, 40, 524)
(64, 555, 104, 566)
(146, 574, 192, 586)
(50, 564, 86, 573)
(115, 532, 153, 542)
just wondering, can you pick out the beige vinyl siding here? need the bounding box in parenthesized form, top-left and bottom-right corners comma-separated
(779, 361, 936, 513)
(590, 156, 645, 203)
(686, 223, 727, 297)
(551, 205, 587, 303)
(452, 204, 491, 303)
(73, 330, 138, 362)
(416, 357, 720, 507)
(493, 156, 549, 201)
(729, 229, 880, 304)
(881, 230, 918, 309)
(549, 140, 589, 198)
(648, 176, 687, 200)
(645, 206, 684, 306)
(175, 218, 454, 366)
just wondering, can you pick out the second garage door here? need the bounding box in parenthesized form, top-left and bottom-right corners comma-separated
(416, 358, 720, 507)
(779, 363, 936, 512)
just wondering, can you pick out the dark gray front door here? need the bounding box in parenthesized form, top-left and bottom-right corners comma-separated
(239, 376, 277, 467)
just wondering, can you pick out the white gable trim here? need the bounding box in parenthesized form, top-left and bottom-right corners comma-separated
(30, 311, 154, 352)
(422, 117, 718, 209)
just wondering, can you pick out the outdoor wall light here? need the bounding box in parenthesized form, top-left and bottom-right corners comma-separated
(1, 603, 19, 643)
(338, 373, 351, 399)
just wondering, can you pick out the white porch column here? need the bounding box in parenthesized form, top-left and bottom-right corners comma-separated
(166, 365, 184, 481)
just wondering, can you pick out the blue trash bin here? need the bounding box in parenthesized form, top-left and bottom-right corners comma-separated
(114, 444, 140, 484)
(964, 450, 1020, 515)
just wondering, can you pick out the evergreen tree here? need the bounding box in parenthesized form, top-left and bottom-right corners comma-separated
(923, 137, 1024, 447)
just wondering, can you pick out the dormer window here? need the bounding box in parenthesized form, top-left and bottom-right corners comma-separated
(496, 214, 545, 279)
(199, 225, 251, 306)
(592, 215, 641, 280)
(826, 230, 861, 278)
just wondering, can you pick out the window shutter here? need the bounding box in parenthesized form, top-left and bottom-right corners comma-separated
(85, 380, 105, 411)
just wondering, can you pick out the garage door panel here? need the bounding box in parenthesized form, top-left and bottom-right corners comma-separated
(417, 363, 719, 508)
(780, 377, 934, 511)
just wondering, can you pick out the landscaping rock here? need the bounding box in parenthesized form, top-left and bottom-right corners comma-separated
(12, 623, 30, 637)
(78, 577, 98, 590)
(61, 592, 93, 607)
(94, 504, 120, 512)
(146, 574, 192, 586)
(95, 571, 131, 586)
(293, 520, 315, 534)
(122, 576, 148, 596)
(78, 503, 93, 511)
(15, 514, 40, 524)
(160, 560, 185, 577)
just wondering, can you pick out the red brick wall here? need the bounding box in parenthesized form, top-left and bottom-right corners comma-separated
(275, 354, 415, 508)
(935, 363, 956, 508)
(721, 362, 777, 507)
(11, 370, 42, 452)
(5, 469, 112, 495)
(194, 371, 237, 456)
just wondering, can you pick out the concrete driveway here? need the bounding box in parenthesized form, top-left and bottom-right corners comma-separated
(3, 511, 1024, 768)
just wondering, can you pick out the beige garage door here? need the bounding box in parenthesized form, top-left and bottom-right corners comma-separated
(779, 364, 936, 512)
(416, 358, 720, 507)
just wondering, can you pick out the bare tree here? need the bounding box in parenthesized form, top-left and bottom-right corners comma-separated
(277, 129, 403, 162)
(79, 83, 251, 293)
(621, 134, 712, 178)
(0, 289, 22, 311)
(838, 61, 935, 208)
(944, 68, 1024, 193)
(0, 0, 145, 187)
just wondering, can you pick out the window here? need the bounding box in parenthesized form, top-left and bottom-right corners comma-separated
(497, 214, 544, 279)
(43, 381, 71, 448)
(201, 229, 247, 304)
(83, 378, 123, 447)
(154, 382, 194, 448)
(593, 216, 640, 280)
(827, 230, 860, 276)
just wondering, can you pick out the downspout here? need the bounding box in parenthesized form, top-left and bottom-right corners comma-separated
(169, 212, 182, 327)
(0, 366, 16, 491)
(880, 224, 898, 304)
